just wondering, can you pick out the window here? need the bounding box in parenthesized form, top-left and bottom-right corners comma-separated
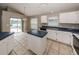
(48, 16, 59, 26)
(31, 17, 38, 30)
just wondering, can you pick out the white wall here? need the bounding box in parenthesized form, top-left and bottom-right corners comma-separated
(29, 13, 59, 28)
(1, 10, 25, 32)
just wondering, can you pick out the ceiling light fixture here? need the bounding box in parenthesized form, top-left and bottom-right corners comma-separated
(50, 11, 54, 13)
(40, 3, 48, 7)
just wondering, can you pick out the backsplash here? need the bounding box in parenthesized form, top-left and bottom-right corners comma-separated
(59, 23, 79, 29)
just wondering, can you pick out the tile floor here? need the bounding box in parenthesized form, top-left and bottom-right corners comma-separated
(47, 39, 73, 55)
(10, 33, 73, 55)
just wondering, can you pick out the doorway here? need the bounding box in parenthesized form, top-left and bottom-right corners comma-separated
(10, 18, 23, 32)
(31, 17, 38, 30)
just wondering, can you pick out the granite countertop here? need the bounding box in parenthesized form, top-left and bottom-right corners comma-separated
(73, 33, 79, 39)
(47, 26, 79, 39)
(27, 30, 48, 38)
(45, 26, 79, 33)
(0, 32, 14, 40)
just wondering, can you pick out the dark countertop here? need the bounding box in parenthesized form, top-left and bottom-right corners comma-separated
(0, 32, 14, 40)
(45, 26, 79, 34)
(27, 30, 48, 38)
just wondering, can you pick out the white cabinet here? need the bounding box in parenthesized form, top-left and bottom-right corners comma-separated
(59, 11, 78, 23)
(7, 35, 16, 54)
(47, 29, 73, 45)
(41, 15, 47, 23)
(0, 39, 8, 55)
(57, 31, 73, 45)
(0, 34, 15, 55)
(47, 29, 57, 40)
(76, 11, 79, 23)
(27, 34, 47, 55)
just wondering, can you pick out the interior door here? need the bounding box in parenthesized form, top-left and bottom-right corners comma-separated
(30, 17, 38, 30)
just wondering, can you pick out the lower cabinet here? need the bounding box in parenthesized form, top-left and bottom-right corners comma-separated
(0, 35, 15, 55)
(27, 34, 47, 55)
(0, 39, 8, 55)
(57, 31, 73, 45)
(47, 29, 57, 40)
(47, 29, 73, 46)
(7, 35, 16, 54)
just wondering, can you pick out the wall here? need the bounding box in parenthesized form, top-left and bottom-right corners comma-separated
(1, 10, 27, 32)
(23, 17, 30, 32)
(29, 13, 59, 30)
(29, 11, 79, 30)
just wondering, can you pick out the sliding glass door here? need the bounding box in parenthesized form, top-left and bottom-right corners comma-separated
(10, 18, 23, 32)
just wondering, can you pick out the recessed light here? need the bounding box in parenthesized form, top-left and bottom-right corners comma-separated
(40, 3, 48, 7)
(50, 11, 54, 13)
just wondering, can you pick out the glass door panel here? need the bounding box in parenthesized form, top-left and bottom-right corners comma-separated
(10, 18, 22, 32)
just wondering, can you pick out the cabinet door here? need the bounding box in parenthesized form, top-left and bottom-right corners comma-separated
(7, 35, 17, 54)
(0, 39, 8, 55)
(47, 29, 57, 40)
(41, 15, 47, 23)
(27, 34, 47, 54)
(76, 11, 79, 23)
(57, 31, 72, 45)
(59, 12, 77, 23)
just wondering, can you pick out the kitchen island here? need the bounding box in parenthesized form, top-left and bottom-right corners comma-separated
(27, 30, 47, 54)
(0, 32, 14, 55)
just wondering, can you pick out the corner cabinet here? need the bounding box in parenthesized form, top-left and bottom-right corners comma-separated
(59, 11, 79, 23)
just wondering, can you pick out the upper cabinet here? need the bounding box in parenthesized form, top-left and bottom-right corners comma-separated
(76, 11, 79, 23)
(59, 11, 79, 23)
(41, 15, 47, 23)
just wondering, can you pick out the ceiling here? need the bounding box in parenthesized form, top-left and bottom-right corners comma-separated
(0, 3, 79, 16)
